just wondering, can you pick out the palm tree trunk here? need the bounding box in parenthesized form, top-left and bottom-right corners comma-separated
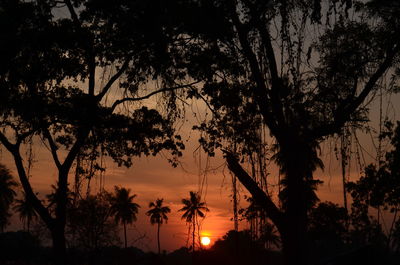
(157, 223, 161, 255)
(124, 221, 127, 248)
(192, 216, 195, 252)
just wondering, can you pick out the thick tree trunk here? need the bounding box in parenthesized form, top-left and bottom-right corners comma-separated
(225, 149, 310, 265)
(51, 224, 67, 265)
(281, 173, 308, 265)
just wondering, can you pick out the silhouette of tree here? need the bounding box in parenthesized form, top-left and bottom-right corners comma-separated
(260, 222, 281, 250)
(67, 192, 118, 250)
(110, 186, 140, 248)
(0, 163, 17, 232)
(179, 191, 209, 252)
(0, 0, 186, 261)
(13, 191, 38, 232)
(146, 198, 171, 254)
(347, 121, 400, 250)
(177, 1, 400, 264)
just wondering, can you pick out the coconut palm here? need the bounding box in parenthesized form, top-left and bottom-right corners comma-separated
(109, 186, 140, 248)
(13, 191, 38, 232)
(146, 198, 171, 254)
(0, 164, 18, 232)
(179, 191, 209, 252)
(260, 222, 281, 249)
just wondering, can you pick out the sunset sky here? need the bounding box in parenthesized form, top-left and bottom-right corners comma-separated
(1, 90, 399, 252)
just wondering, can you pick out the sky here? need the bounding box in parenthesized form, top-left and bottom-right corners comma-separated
(1, 78, 399, 253)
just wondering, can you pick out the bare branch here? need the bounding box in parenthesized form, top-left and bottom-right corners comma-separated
(43, 128, 62, 169)
(64, 0, 80, 26)
(96, 59, 130, 101)
(224, 150, 284, 231)
(228, 3, 282, 138)
(12, 145, 54, 228)
(110, 81, 201, 112)
(60, 127, 90, 174)
(312, 44, 400, 139)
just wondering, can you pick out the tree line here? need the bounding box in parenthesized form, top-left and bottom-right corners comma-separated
(0, 173, 209, 255)
(1, 0, 400, 265)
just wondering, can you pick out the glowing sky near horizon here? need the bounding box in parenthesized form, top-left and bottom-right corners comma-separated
(1, 91, 399, 252)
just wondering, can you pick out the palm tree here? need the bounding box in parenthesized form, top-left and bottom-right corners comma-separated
(0, 164, 18, 232)
(260, 222, 281, 249)
(109, 186, 140, 248)
(146, 198, 171, 254)
(179, 191, 209, 252)
(13, 191, 38, 232)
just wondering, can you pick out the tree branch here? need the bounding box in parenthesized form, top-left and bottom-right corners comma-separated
(312, 44, 400, 139)
(256, 17, 287, 131)
(96, 59, 130, 101)
(224, 151, 284, 231)
(0, 131, 54, 227)
(12, 144, 54, 228)
(43, 128, 62, 169)
(64, 0, 80, 26)
(110, 81, 201, 112)
(228, 3, 281, 138)
(60, 127, 90, 174)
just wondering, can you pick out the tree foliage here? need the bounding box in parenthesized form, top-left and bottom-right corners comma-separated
(0, 163, 17, 232)
(174, 1, 400, 264)
(0, 0, 187, 258)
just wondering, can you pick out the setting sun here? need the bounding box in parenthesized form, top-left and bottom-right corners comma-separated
(201, 236, 211, 246)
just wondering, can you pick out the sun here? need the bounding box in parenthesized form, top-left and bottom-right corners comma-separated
(201, 236, 211, 246)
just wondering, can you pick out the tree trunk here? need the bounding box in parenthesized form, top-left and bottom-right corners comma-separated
(224, 148, 310, 265)
(157, 223, 161, 255)
(192, 217, 195, 252)
(124, 221, 127, 248)
(51, 223, 67, 265)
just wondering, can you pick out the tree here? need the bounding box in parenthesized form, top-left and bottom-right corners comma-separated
(67, 192, 118, 250)
(178, 1, 400, 264)
(259, 222, 281, 250)
(0, 163, 17, 232)
(0, 0, 186, 261)
(308, 202, 348, 258)
(179, 191, 209, 252)
(13, 191, 38, 232)
(146, 198, 171, 254)
(347, 121, 400, 250)
(109, 186, 140, 248)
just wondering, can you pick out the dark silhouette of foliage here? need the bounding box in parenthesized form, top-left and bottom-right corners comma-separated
(175, 1, 400, 264)
(0, 231, 42, 264)
(347, 121, 400, 250)
(68, 192, 119, 251)
(110, 186, 140, 249)
(13, 191, 38, 232)
(0, 0, 186, 261)
(146, 198, 171, 254)
(0, 163, 17, 232)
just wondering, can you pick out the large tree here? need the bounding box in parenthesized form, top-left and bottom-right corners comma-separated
(177, 0, 400, 264)
(0, 0, 187, 262)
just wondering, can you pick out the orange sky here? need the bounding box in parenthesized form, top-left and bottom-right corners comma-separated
(2, 92, 399, 252)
